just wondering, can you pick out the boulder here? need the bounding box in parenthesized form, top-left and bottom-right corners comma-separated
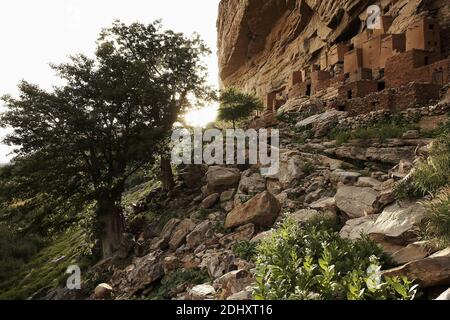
(390, 241, 431, 265)
(339, 215, 379, 240)
(383, 255, 450, 288)
(251, 230, 274, 243)
(227, 288, 253, 300)
(126, 251, 164, 291)
(289, 209, 337, 224)
(435, 287, 450, 300)
(335, 186, 381, 218)
(238, 170, 266, 194)
(163, 256, 179, 275)
(213, 269, 254, 299)
(331, 170, 361, 185)
(186, 220, 213, 249)
(368, 201, 427, 240)
(189, 284, 216, 300)
(309, 197, 336, 212)
(219, 223, 255, 248)
(220, 189, 236, 202)
(355, 177, 382, 189)
(202, 251, 236, 279)
(201, 193, 220, 209)
(94, 283, 113, 299)
(295, 110, 343, 129)
(205, 166, 241, 193)
(169, 219, 196, 250)
(266, 150, 306, 188)
(160, 218, 180, 241)
(225, 191, 281, 229)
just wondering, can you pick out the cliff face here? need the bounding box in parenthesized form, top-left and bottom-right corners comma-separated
(217, 0, 450, 94)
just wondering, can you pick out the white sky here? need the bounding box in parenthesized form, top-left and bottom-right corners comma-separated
(0, 0, 220, 163)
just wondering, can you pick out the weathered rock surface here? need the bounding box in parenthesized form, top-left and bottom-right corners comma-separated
(169, 219, 196, 250)
(94, 283, 113, 299)
(225, 191, 281, 229)
(383, 254, 450, 288)
(335, 186, 381, 218)
(205, 166, 241, 194)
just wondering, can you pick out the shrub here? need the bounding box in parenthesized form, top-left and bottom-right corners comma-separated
(395, 134, 450, 199)
(424, 188, 450, 246)
(253, 218, 418, 300)
(233, 241, 257, 261)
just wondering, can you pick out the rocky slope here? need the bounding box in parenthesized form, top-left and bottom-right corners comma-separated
(217, 0, 450, 94)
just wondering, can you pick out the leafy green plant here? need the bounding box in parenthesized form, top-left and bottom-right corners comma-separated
(253, 218, 418, 300)
(233, 241, 257, 261)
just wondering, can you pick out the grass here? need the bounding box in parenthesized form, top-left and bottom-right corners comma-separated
(233, 241, 257, 261)
(330, 115, 418, 145)
(0, 228, 93, 300)
(424, 188, 450, 246)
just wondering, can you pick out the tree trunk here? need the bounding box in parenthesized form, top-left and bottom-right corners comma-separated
(161, 154, 175, 191)
(97, 200, 125, 258)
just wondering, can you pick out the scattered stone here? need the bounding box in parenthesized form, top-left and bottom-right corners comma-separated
(160, 218, 180, 241)
(402, 130, 420, 139)
(169, 219, 196, 250)
(225, 191, 281, 229)
(94, 283, 113, 299)
(213, 269, 254, 299)
(219, 224, 255, 248)
(163, 256, 179, 275)
(250, 230, 274, 243)
(355, 177, 382, 189)
(227, 287, 253, 300)
(189, 284, 216, 300)
(238, 170, 266, 194)
(201, 193, 220, 209)
(309, 197, 337, 212)
(391, 241, 431, 265)
(186, 220, 213, 249)
(331, 170, 361, 185)
(220, 189, 236, 202)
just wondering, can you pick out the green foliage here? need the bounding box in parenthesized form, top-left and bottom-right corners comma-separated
(302, 161, 316, 176)
(395, 134, 450, 199)
(424, 188, 450, 246)
(147, 268, 210, 300)
(330, 115, 417, 144)
(0, 20, 212, 257)
(217, 88, 262, 128)
(194, 208, 214, 220)
(233, 241, 257, 261)
(0, 228, 93, 300)
(253, 218, 418, 300)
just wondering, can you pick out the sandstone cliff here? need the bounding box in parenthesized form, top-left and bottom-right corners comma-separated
(217, 0, 450, 94)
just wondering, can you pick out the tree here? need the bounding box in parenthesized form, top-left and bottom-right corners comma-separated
(217, 88, 262, 129)
(0, 20, 211, 258)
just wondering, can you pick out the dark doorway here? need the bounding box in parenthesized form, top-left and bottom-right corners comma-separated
(347, 90, 353, 100)
(338, 105, 346, 112)
(306, 84, 311, 96)
(377, 81, 385, 92)
(425, 56, 430, 65)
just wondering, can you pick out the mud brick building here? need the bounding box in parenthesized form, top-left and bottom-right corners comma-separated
(262, 15, 450, 116)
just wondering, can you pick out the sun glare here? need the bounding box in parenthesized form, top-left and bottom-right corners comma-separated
(184, 103, 219, 127)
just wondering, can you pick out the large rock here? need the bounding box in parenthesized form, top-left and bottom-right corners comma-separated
(435, 287, 450, 300)
(266, 150, 306, 188)
(169, 219, 196, 250)
(383, 253, 450, 288)
(335, 186, 381, 218)
(189, 284, 216, 300)
(225, 191, 281, 229)
(94, 283, 113, 299)
(238, 170, 266, 194)
(219, 223, 255, 248)
(160, 218, 180, 241)
(367, 201, 427, 240)
(213, 269, 254, 299)
(186, 220, 213, 249)
(289, 209, 337, 224)
(205, 166, 241, 194)
(201, 193, 220, 209)
(126, 251, 164, 292)
(390, 241, 431, 265)
(295, 110, 343, 130)
(339, 215, 379, 240)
